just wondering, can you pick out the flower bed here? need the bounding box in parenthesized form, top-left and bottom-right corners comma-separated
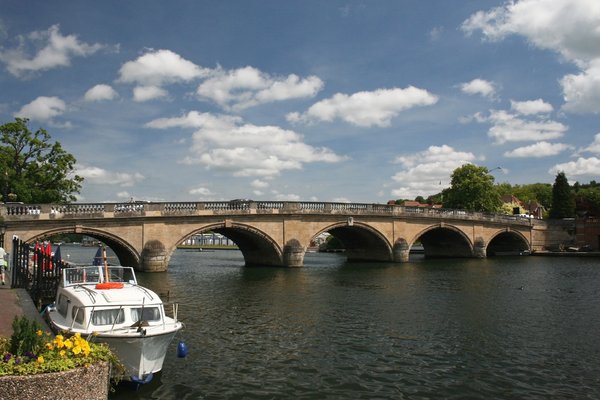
(0, 316, 123, 399)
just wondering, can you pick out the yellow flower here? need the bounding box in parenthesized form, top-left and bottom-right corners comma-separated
(45, 343, 54, 350)
(36, 330, 43, 337)
(59, 350, 66, 358)
(73, 345, 82, 355)
(36, 356, 44, 364)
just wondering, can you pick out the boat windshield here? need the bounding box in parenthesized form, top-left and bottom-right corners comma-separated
(62, 266, 137, 286)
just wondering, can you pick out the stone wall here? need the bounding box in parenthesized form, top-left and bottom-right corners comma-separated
(531, 219, 576, 251)
(0, 361, 110, 400)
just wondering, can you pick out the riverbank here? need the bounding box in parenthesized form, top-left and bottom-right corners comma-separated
(532, 250, 600, 257)
(177, 244, 238, 250)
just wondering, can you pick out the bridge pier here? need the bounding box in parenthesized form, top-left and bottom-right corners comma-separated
(474, 237, 486, 259)
(392, 240, 410, 263)
(283, 239, 305, 268)
(140, 240, 168, 272)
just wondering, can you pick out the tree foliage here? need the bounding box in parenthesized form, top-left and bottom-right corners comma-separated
(442, 164, 501, 212)
(0, 118, 83, 203)
(574, 181, 600, 217)
(496, 182, 552, 208)
(549, 171, 575, 219)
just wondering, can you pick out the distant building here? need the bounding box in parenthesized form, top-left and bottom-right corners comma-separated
(500, 195, 544, 219)
(401, 200, 442, 208)
(387, 200, 442, 208)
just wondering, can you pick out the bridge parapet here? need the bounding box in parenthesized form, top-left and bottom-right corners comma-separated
(1, 201, 534, 226)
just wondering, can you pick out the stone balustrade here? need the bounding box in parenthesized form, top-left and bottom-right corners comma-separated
(1, 201, 534, 226)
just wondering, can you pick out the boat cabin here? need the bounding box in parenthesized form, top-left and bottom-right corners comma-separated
(53, 265, 168, 334)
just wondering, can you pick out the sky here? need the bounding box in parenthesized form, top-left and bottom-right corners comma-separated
(0, 0, 599, 204)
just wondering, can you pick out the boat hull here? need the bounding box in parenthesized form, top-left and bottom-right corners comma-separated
(46, 309, 182, 380)
(99, 330, 179, 379)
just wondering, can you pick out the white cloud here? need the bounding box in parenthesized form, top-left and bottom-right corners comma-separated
(189, 187, 214, 197)
(460, 78, 496, 98)
(504, 142, 573, 158)
(510, 99, 553, 115)
(549, 157, 600, 177)
(478, 110, 567, 144)
(116, 191, 131, 199)
(463, 0, 600, 114)
(197, 66, 323, 111)
(15, 96, 66, 121)
(561, 59, 600, 114)
(118, 49, 208, 86)
(288, 86, 438, 127)
(429, 26, 444, 41)
(331, 197, 351, 203)
(76, 165, 145, 187)
(271, 191, 301, 201)
(84, 84, 118, 102)
(462, 0, 600, 64)
(0, 24, 106, 78)
(147, 111, 346, 178)
(251, 179, 269, 189)
(391, 145, 478, 199)
(582, 133, 600, 154)
(133, 85, 168, 102)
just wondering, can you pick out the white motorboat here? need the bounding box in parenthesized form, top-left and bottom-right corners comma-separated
(44, 263, 183, 382)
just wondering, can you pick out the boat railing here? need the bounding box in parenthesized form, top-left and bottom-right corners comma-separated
(131, 283, 155, 301)
(62, 266, 137, 286)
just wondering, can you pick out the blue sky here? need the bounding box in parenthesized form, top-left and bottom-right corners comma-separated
(1, 0, 599, 203)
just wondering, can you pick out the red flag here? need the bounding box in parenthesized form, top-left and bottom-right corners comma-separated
(45, 242, 53, 270)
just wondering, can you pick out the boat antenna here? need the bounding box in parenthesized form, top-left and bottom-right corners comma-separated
(103, 246, 109, 283)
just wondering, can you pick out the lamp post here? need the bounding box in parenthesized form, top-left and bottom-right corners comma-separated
(3, 171, 7, 203)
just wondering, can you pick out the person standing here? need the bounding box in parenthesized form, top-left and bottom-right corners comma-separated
(0, 246, 7, 285)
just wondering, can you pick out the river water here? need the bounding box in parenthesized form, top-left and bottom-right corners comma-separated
(59, 245, 600, 399)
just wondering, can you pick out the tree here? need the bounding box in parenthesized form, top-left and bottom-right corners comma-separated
(549, 171, 575, 219)
(575, 186, 600, 217)
(0, 118, 83, 203)
(443, 164, 501, 212)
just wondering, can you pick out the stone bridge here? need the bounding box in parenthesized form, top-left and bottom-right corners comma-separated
(0, 201, 560, 272)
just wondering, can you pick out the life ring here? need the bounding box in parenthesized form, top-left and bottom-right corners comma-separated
(95, 282, 124, 290)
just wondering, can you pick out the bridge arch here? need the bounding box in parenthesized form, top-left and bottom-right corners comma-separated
(173, 222, 284, 267)
(411, 224, 474, 259)
(26, 227, 140, 269)
(313, 221, 394, 263)
(486, 229, 530, 256)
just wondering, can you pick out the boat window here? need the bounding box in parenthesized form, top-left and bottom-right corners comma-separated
(71, 306, 85, 324)
(131, 307, 161, 322)
(92, 309, 125, 326)
(57, 294, 69, 317)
